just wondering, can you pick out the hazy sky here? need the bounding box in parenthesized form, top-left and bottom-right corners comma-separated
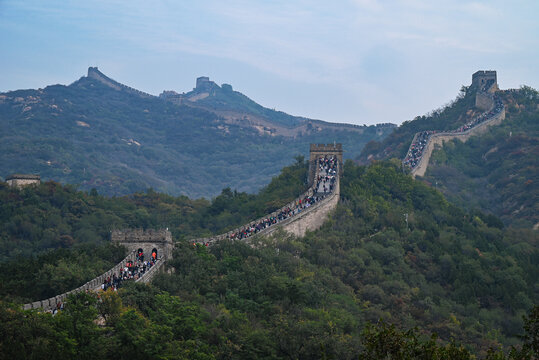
(1, 0, 537, 125)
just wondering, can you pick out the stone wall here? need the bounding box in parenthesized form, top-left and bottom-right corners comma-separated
(135, 257, 167, 284)
(111, 229, 173, 260)
(23, 250, 138, 312)
(5, 174, 40, 188)
(20, 145, 342, 310)
(411, 107, 506, 177)
(472, 70, 497, 90)
(475, 91, 495, 111)
(192, 157, 340, 245)
(262, 176, 340, 238)
(6, 178, 40, 188)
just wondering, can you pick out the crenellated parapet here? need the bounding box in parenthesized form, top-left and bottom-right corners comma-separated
(111, 228, 173, 261)
(23, 249, 139, 312)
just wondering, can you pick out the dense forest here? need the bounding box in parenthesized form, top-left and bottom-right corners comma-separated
(0, 159, 536, 358)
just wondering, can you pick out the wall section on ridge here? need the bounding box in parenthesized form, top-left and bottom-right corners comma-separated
(192, 153, 341, 245)
(411, 107, 506, 177)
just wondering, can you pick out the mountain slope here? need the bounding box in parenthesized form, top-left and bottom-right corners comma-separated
(424, 87, 538, 228)
(2, 160, 536, 357)
(0, 69, 395, 198)
(357, 84, 538, 228)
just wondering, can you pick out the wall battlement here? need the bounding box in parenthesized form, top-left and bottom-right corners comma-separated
(472, 70, 498, 94)
(22, 143, 343, 311)
(309, 143, 343, 185)
(111, 229, 172, 243)
(111, 228, 173, 261)
(192, 155, 341, 245)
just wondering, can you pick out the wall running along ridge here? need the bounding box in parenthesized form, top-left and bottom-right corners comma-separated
(22, 146, 342, 311)
(192, 157, 340, 245)
(23, 250, 139, 312)
(404, 80, 506, 178)
(410, 108, 505, 177)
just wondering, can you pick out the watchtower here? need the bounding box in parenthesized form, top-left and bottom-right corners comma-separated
(111, 229, 173, 261)
(5, 174, 40, 188)
(308, 143, 343, 185)
(472, 70, 498, 93)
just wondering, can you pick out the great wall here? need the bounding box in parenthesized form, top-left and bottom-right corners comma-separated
(22, 70, 510, 312)
(403, 70, 506, 177)
(23, 143, 343, 311)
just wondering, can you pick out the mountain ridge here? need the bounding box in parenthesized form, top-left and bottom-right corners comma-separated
(0, 67, 395, 197)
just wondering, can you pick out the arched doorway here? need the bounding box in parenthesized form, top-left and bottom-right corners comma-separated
(151, 248, 158, 261)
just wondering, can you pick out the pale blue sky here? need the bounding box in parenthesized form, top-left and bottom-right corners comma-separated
(1, 0, 537, 125)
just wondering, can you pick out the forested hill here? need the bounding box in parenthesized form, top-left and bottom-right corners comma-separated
(1, 160, 537, 358)
(0, 69, 394, 198)
(358, 85, 539, 228)
(424, 87, 538, 228)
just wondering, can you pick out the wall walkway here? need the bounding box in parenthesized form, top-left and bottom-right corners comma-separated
(404, 90, 505, 177)
(23, 151, 341, 311)
(23, 250, 135, 311)
(191, 160, 340, 245)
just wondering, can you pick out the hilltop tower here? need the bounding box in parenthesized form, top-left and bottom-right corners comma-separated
(472, 70, 499, 111)
(308, 143, 343, 185)
(5, 174, 40, 188)
(472, 70, 498, 93)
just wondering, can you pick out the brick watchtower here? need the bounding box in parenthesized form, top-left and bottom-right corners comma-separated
(472, 70, 498, 93)
(308, 143, 343, 185)
(472, 70, 499, 111)
(111, 229, 173, 261)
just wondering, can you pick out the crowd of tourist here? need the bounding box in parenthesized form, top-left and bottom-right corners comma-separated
(207, 156, 339, 243)
(403, 94, 504, 170)
(402, 131, 436, 169)
(101, 256, 158, 291)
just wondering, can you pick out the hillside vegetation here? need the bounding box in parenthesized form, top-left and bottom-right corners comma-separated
(358, 85, 477, 163)
(424, 87, 539, 228)
(0, 71, 394, 198)
(0, 159, 310, 301)
(0, 160, 536, 358)
(358, 85, 538, 228)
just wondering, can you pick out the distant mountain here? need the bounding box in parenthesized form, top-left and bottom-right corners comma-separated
(358, 80, 538, 228)
(159, 74, 374, 137)
(0, 67, 395, 198)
